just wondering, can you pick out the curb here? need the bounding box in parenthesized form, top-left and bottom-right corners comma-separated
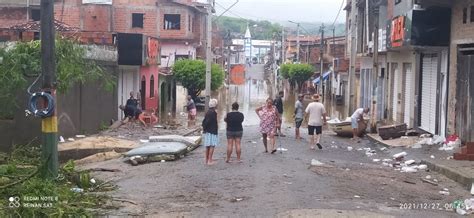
(421, 159, 474, 191)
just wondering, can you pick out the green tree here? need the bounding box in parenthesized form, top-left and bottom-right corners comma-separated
(289, 64, 314, 92)
(0, 38, 115, 119)
(279, 63, 314, 92)
(172, 59, 225, 99)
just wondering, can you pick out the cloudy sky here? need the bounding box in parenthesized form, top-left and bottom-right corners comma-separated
(214, 0, 346, 23)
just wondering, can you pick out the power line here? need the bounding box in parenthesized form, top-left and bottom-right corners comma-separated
(331, 0, 345, 28)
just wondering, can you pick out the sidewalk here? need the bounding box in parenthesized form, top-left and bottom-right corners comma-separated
(367, 133, 474, 191)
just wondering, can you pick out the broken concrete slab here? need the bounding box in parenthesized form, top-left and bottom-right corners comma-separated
(126, 142, 188, 157)
(74, 150, 122, 165)
(58, 136, 137, 163)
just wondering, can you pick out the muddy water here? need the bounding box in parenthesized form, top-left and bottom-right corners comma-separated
(171, 63, 348, 130)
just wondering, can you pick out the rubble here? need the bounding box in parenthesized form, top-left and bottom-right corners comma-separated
(311, 159, 324, 166)
(439, 190, 450, 195)
(393, 152, 407, 159)
(401, 166, 418, 173)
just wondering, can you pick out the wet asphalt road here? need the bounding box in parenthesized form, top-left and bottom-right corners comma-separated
(82, 66, 471, 217)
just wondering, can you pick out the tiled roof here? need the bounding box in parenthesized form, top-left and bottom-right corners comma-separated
(7, 20, 79, 32)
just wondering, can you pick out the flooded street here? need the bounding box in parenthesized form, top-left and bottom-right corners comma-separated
(173, 63, 349, 129)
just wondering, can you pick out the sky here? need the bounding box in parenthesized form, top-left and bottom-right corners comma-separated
(213, 0, 346, 24)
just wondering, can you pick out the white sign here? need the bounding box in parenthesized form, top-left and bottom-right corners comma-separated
(82, 0, 112, 4)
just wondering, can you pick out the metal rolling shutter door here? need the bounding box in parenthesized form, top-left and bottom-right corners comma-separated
(420, 54, 438, 134)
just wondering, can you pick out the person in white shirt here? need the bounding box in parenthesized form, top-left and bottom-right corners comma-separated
(304, 94, 327, 150)
(351, 107, 370, 141)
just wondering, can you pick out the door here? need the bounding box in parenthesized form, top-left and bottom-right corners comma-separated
(403, 63, 414, 128)
(420, 54, 438, 134)
(456, 48, 474, 142)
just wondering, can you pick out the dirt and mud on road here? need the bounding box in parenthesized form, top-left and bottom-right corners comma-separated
(82, 125, 471, 217)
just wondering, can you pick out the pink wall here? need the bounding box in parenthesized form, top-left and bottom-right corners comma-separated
(140, 65, 159, 111)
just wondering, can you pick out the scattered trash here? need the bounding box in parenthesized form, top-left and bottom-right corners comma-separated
(421, 178, 438, 186)
(276, 148, 288, 151)
(356, 148, 363, 151)
(405, 160, 416, 165)
(403, 180, 416, 185)
(379, 147, 387, 151)
(140, 139, 150, 143)
(161, 160, 166, 163)
(311, 159, 324, 166)
(471, 183, 474, 195)
(347, 146, 353, 151)
(390, 197, 396, 201)
(251, 141, 257, 144)
(439, 191, 450, 196)
(416, 165, 427, 170)
(443, 188, 449, 191)
(426, 175, 432, 179)
(67, 138, 75, 142)
(76, 135, 86, 138)
(401, 136, 409, 139)
(59, 136, 65, 143)
(411, 143, 422, 149)
(373, 159, 380, 162)
(420, 134, 433, 138)
(382, 162, 391, 167)
(71, 187, 84, 193)
(393, 152, 407, 159)
(456, 208, 467, 215)
(354, 195, 361, 198)
(332, 141, 335, 144)
(430, 155, 435, 159)
(432, 135, 445, 145)
(90, 178, 96, 184)
(433, 179, 438, 183)
(345, 168, 350, 171)
(447, 156, 454, 160)
(284, 182, 293, 185)
(154, 125, 165, 129)
(229, 197, 244, 203)
(401, 166, 418, 173)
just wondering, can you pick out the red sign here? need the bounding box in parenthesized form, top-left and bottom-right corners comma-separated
(390, 16, 405, 48)
(146, 37, 159, 65)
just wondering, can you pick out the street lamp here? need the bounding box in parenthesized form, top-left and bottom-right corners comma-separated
(288, 20, 300, 63)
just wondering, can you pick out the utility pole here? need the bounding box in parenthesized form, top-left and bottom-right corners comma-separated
(347, 0, 357, 115)
(296, 23, 300, 63)
(371, 2, 380, 133)
(319, 24, 325, 100)
(40, 0, 58, 178)
(226, 32, 231, 115)
(205, 0, 213, 111)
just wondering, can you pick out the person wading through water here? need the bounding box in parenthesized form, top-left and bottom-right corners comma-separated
(256, 98, 280, 154)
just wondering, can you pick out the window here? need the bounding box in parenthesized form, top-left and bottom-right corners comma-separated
(471, 6, 474, 23)
(164, 14, 181, 30)
(463, 8, 468, 24)
(149, 75, 155, 98)
(132, 13, 144, 28)
(31, 9, 40, 21)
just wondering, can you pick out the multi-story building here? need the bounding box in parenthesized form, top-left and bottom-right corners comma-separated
(345, 0, 452, 137)
(0, 0, 210, 118)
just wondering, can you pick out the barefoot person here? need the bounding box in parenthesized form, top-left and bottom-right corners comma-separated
(224, 102, 244, 163)
(293, 94, 304, 140)
(305, 94, 327, 150)
(351, 107, 370, 141)
(273, 91, 285, 137)
(186, 95, 197, 127)
(202, 99, 219, 165)
(256, 98, 279, 154)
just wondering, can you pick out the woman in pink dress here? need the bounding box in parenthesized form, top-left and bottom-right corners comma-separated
(255, 98, 280, 154)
